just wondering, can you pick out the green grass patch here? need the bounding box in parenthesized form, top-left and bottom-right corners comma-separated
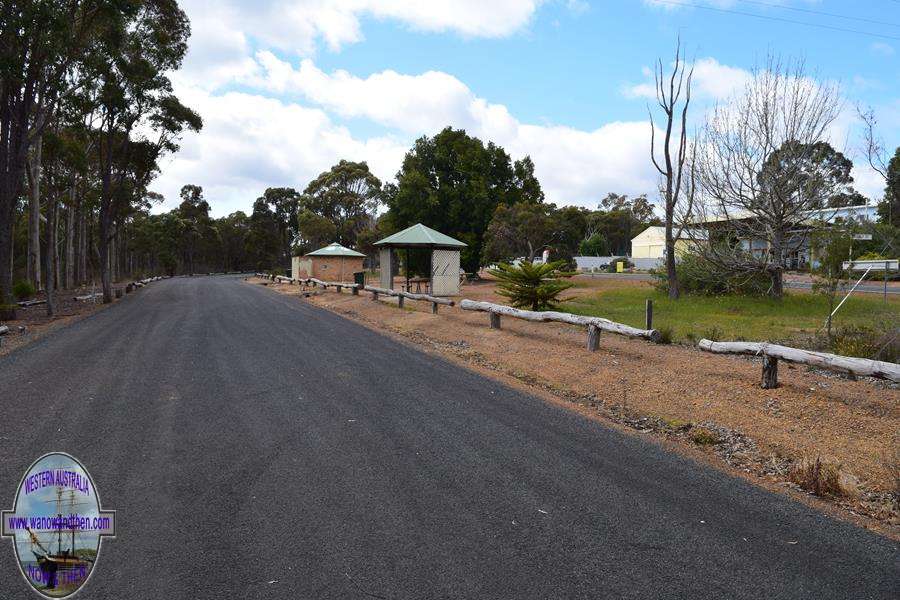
(563, 286, 899, 345)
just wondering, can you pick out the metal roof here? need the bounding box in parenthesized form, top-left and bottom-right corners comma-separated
(305, 243, 366, 258)
(374, 223, 467, 248)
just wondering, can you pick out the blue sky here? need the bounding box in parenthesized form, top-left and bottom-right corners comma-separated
(159, 0, 900, 216)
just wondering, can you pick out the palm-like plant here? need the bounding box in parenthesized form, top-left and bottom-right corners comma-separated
(489, 260, 575, 311)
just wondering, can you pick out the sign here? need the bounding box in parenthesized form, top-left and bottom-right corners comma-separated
(851, 234, 873, 241)
(2, 453, 116, 598)
(842, 259, 898, 271)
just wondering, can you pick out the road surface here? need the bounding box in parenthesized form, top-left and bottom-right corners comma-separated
(0, 276, 896, 599)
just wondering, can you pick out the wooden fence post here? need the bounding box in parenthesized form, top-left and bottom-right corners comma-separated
(431, 302, 438, 314)
(490, 313, 501, 329)
(762, 355, 778, 389)
(587, 324, 600, 351)
(352, 286, 359, 295)
(398, 295, 405, 308)
(371, 291, 378, 301)
(645, 299, 653, 330)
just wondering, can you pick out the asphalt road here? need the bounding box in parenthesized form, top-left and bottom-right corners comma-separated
(0, 276, 896, 599)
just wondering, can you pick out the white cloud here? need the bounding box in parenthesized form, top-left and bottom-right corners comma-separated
(239, 53, 659, 206)
(179, 0, 543, 57)
(157, 1, 894, 219)
(153, 85, 408, 216)
(623, 58, 750, 100)
(159, 50, 661, 216)
(871, 42, 895, 57)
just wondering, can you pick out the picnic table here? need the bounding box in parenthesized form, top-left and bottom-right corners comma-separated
(403, 277, 430, 294)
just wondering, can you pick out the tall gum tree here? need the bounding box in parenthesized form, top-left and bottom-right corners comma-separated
(0, 1, 120, 304)
(87, 0, 201, 301)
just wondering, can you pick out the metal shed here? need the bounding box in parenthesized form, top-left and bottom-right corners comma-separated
(374, 223, 466, 296)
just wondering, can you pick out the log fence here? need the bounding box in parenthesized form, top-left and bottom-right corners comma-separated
(261, 274, 361, 295)
(698, 339, 900, 387)
(252, 272, 897, 390)
(459, 299, 660, 348)
(364, 286, 454, 314)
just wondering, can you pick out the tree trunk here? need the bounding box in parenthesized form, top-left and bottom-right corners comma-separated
(26, 136, 43, 290)
(99, 208, 113, 303)
(0, 153, 28, 304)
(78, 206, 88, 285)
(65, 194, 75, 290)
(43, 196, 58, 316)
(0, 198, 13, 305)
(665, 223, 679, 299)
(769, 230, 784, 299)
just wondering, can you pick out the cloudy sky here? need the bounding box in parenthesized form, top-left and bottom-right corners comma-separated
(155, 0, 900, 217)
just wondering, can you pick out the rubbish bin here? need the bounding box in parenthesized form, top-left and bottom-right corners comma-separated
(354, 271, 366, 288)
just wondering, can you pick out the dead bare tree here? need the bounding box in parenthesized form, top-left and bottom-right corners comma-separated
(858, 105, 898, 228)
(649, 37, 695, 299)
(693, 56, 844, 299)
(858, 105, 888, 181)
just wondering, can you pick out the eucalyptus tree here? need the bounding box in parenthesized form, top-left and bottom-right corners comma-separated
(299, 160, 382, 249)
(86, 0, 201, 301)
(0, 0, 123, 304)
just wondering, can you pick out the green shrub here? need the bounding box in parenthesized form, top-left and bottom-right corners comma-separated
(701, 326, 724, 342)
(689, 427, 721, 446)
(489, 260, 575, 311)
(825, 325, 899, 363)
(12, 280, 36, 301)
(655, 325, 674, 345)
(855, 251, 887, 261)
(654, 251, 770, 296)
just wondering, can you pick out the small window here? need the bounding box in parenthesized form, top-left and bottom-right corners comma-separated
(321, 264, 328, 270)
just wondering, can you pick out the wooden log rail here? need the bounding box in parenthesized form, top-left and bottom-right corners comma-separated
(17, 299, 46, 307)
(265, 274, 361, 295)
(459, 299, 660, 348)
(698, 339, 900, 388)
(364, 286, 455, 314)
(298, 277, 360, 294)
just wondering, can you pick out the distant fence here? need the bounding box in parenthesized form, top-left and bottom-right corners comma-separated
(574, 256, 663, 272)
(262, 273, 361, 294)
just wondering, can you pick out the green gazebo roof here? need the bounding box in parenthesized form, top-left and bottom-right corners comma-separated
(305, 243, 366, 258)
(374, 223, 466, 248)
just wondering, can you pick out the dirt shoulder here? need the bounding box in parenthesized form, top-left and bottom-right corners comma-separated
(0, 282, 147, 358)
(250, 276, 899, 537)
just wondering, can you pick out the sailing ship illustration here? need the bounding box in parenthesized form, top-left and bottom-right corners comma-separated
(24, 487, 94, 592)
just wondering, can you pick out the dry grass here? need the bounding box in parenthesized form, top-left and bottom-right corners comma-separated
(788, 457, 848, 498)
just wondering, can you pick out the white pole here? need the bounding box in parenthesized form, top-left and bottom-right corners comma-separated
(826, 266, 872, 326)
